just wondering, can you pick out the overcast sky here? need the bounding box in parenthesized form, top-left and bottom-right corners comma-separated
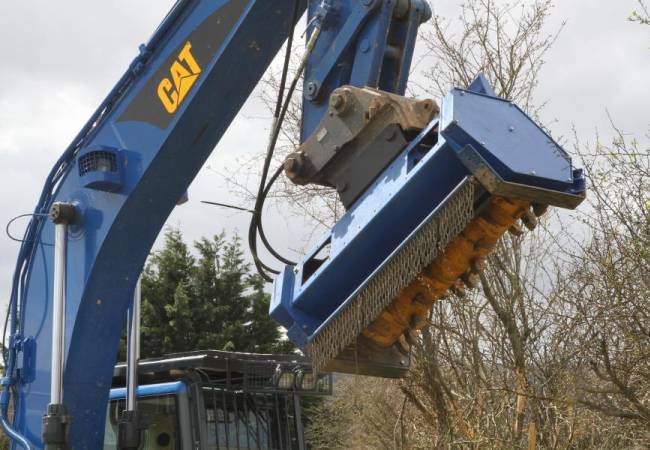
(0, 1, 648, 312)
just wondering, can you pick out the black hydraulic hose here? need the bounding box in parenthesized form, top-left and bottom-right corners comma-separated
(273, 0, 301, 119)
(256, 169, 293, 267)
(248, 0, 302, 279)
(249, 25, 322, 281)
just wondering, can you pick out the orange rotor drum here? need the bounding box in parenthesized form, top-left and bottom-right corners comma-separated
(362, 196, 531, 347)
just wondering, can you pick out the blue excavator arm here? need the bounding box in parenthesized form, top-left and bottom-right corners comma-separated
(2, 0, 584, 448)
(4, 1, 312, 447)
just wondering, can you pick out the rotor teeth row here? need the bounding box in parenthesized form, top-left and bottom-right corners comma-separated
(367, 196, 546, 356)
(390, 234, 498, 353)
(453, 202, 549, 298)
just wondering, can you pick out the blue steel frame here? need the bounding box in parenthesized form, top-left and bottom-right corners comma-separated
(301, 0, 431, 139)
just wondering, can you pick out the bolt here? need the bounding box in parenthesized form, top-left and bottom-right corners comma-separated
(509, 126, 515, 132)
(329, 92, 350, 116)
(419, 99, 435, 115)
(337, 181, 348, 193)
(359, 39, 371, 53)
(330, 93, 344, 110)
(306, 81, 320, 100)
(361, 0, 374, 6)
(386, 129, 397, 141)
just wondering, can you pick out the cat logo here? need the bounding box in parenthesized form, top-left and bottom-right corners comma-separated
(157, 41, 202, 114)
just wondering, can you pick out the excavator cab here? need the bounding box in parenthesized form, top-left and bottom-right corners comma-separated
(105, 383, 188, 449)
(104, 351, 332, 450)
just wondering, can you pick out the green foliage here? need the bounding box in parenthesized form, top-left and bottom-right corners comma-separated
(630, 1, 650, 26)
(131, 227, 293, 358)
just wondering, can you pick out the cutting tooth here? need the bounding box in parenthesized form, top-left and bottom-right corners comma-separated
(470, 257, 487, 275)
(532, 203, 549, 217)
(450, 281, 466, 298)
(521, 209, 538, 231)
(405, 329, 418, 346)
(409, 293, 432, 330)
(412, 293, 428, 306)
(509, 222, 525, 236)
(461, 272, 480, 289)
(395, 335, 410, 356)
(410, 313, 427, 330)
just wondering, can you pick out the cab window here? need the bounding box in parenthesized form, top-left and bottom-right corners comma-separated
(104, 394, 180, 449)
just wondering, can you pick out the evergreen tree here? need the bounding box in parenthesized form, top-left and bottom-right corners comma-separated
(137, 227, 293, 358)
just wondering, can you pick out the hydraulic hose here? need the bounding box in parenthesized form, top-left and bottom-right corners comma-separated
(0, 408, 32, 450)
(249, 25, 323, 280)
(1, 359, 32, 449)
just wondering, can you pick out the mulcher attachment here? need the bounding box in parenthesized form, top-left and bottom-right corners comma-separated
(270, 78, 585, 377)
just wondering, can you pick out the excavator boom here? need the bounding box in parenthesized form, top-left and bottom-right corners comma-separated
(4, 1, 307, 447)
